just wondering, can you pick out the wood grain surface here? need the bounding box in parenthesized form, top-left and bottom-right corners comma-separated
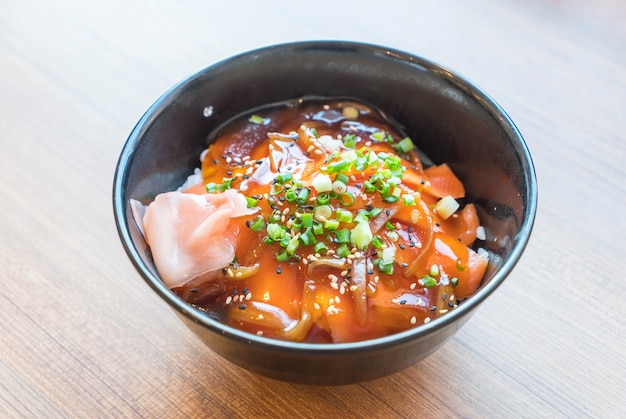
(1, 0, 625, 417)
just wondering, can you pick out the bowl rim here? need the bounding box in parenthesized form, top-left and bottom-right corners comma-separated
(113, 40, 538, 354)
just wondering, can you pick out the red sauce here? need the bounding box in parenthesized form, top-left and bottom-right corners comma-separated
(164, 98, 487, 343)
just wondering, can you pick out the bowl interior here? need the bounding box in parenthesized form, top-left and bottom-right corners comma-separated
(114, 41, 536, 353)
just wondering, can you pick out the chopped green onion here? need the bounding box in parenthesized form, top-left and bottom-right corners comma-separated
(354, 157, 368, 171)
(395, 137, 415, 153)
(249, 114, 265, 124)
(299, 227, 317, 246)
(354, 210, 370, 224)
(313, 222, 324, 236)
(421, 275, 438, 288)
(371, 131, 386, 142)
(276, 172, 293, 184)
(340, 149, 358, 162)
(310, 128, 319, 138)
(248, 215, 265, 232)
(328, 160, 349, 174)
(429, 264, 440, 277)
(297, 188, 311, 205)
(284, 189, 297, 203)
(266, 223, 285, 241)
(336, 228, 351, 244)
(386, 221, 395, 230)
(336, 244, 350, 258)
(332, 180, 347, 194)
(324, 219, 340, 231)
(269, 209, 282, 223)
(335, 208, 353, 223)
(335, 172, 349, 185)
(245, 196, 258, 208)
(279, 236, 291, 248)
(314, 242, 328, 254)
(301, 213, 314, 228)
(286, 237, 300, 255)
(339, 192, 355, 206)
(372, 236, 384, 249)
(378, 261, 394, 275)
(451, 277, 459, 287)
(381, 246, 396, 264)
(402, 194, 416, 206)
(314, 205, 332, 221)
(368, 207, 382, 218)
(343, 134, 356, 148)
(205, 183, 218, 193)
(363, 180, 376, 193)
(317, 192, 330, 205)
(276, 251, 289, 262)
(350, 221, 373, 250)
(312, 173, 333, 193)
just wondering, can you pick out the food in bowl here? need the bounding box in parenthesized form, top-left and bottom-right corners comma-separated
(130, 98, 488, 343)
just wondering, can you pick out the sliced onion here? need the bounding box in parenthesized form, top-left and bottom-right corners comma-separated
(306, 257, 348, 277)
(351, 257, 368, 325)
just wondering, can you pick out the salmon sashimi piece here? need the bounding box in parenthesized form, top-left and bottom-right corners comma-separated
(142, 189, 257, 288)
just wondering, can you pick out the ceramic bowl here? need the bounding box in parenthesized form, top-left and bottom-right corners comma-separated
(113, 41, 537, 385)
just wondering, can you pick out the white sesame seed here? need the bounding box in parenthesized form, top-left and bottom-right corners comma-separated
(314, 302, 321, 310)
(349, 285, 358, 292)
(246, 293, 252, 300)
(225, 296, 232, 304)
(439, 309, 449, 314)
(410, 282, 417, 290)
(314, 149, 324, 155)
(339, 286, 346, 295)
(328, 274, 338, 282)
(424, 317, 431, 324)
(235, 271, 242, 278)
(256, 331, 264, 336)
(335, 296, 341, 304)
(258, 314, 264, 320)
(227, 268, 234, 278)
(410, 316, 417, 325)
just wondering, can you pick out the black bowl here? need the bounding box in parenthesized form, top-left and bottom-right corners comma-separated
(113, 41, 537, 385)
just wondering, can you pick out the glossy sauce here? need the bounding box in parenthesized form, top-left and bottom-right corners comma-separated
(163, 98, 487, 343)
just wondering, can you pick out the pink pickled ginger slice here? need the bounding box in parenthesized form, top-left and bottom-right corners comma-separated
(142, 189, 257, 288)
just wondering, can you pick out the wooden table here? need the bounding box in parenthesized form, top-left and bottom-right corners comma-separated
(2, 1, 625, 417)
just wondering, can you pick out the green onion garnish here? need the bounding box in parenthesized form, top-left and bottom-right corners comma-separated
(317, 192, 330, 205)
(314, 242, 328, 254)
(276, 172, 293, 184)
(248, 215, 265, 232)
(336, 244, 350, 258)
(335, 208, 353, 223)
(245, 196, 258, 208)
(299, 227, 317, 246)
(421, 275, 438, 288)
(339, 192, 355, 206)
(276, 251, 289, 262)
(324, 219, 340, 231)
(336, 229, 351, 244)
(301, 213, 313, 228)
(249, 114, 265, 124)
(395, 137, 415, 153)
